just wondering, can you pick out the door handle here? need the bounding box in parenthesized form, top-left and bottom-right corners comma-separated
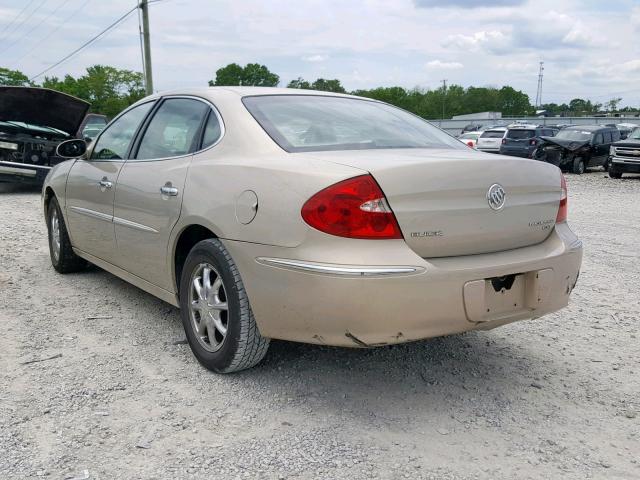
(98, 178, 112, 189)
(160, 185, 179, 196)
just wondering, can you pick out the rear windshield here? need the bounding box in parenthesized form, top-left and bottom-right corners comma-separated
(555, 129, 593, 141)
(506, 129, 535, 139)
(459, 132, 479, 139)
(242, 95, 465, 152)
(480, 130, 505, 138)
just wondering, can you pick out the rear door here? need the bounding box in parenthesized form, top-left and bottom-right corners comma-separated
(65, 101, 154, 263)
(590, 131, 607, 166)
(112, 97, 219, 290)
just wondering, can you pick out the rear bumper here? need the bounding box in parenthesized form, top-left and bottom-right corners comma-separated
(610, 156, 640, 173)
(500, 147, 534, 158)
(223, 223, 583, 347)
(0, 161, 50, 185)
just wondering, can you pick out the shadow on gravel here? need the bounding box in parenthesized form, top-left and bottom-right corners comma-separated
(0, 183, 41, 194)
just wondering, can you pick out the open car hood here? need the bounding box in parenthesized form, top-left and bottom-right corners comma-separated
(0, 87, 90, 136)
(539, 136, 590, 152)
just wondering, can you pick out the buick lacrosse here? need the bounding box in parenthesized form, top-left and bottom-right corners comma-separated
(43, 87, 582, 373)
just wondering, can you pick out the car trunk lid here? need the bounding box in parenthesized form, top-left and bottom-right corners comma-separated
(307, 148, 562, 258)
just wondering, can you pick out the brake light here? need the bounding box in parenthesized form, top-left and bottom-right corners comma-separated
(556, 174, 567, 223)
(529, 139, 538, 146)
(501, 138, 506, 144)
(466, 141, 474, 148)
(301, 175, 403, 239)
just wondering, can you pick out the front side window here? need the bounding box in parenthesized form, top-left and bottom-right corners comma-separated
(593, 133, 604, 145)
(91, 102, 154, 160)
(243, 95, 464, 152)
(136, 98, 209, 160)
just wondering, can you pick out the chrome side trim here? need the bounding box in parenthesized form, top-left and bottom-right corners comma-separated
(256, 257, 424, 277)
(113, 216, 159, 234)
(69, 206, 113, 223)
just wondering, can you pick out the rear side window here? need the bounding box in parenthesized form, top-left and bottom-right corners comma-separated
(480, 130, 505, 138)
(201, 111, 222, 149)
(136, 98, 209, 160)
(91, 102, 154, 160)
(506, 129, 535, 139)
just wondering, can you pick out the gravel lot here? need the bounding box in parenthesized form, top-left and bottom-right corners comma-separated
(1, 172, 638, 480)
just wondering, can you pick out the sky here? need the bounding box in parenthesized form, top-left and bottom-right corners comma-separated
(0, 0, 638, 107)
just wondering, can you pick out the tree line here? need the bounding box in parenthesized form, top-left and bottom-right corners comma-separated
(1, 62, 633, 120)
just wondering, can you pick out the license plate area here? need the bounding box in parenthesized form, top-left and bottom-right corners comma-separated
(463, 269, 553, 323)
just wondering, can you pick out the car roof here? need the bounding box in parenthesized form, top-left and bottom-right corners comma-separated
(148, 86, 361, 100)
(564, 125, 610, 132)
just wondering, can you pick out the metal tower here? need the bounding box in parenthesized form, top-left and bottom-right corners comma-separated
(535, 61, 544, 108)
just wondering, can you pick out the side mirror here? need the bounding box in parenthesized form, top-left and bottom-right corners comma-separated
(56, 139, 87, 158)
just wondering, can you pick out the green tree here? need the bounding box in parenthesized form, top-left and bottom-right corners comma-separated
(287, 77, 346, 93)
(496, 86, 532, 116)
(605, 97, 622, 112)
(209, 63, 279, 87)
(287, 77, 311, 89)
(42, 65, 145, 118)
(0, 67, 32, 86)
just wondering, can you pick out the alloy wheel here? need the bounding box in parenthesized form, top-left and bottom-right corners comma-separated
(188, 263, 229, 352)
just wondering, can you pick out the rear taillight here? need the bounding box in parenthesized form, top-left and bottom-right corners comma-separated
(556, 174, 567, 223)
(466, 141, 474, 148)
(301, 175, 403, 239)
(529, 139, 538, 146)
(501, 139, 506, 144)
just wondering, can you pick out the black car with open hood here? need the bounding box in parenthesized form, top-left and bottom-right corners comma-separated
(0, 87, 90, 185)
(532, 125, 619, 174)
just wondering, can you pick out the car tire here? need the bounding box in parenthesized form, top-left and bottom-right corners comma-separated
(572, 157, 585, 175)
(609, 169, 622, 179)
(47, 196, 87, 273)
(603, 159, 610, 171)
(179, 239, 270, 373)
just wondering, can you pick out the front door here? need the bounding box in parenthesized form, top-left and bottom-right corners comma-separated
(65, 101, 154, 263)
(113, 97, 212, 290)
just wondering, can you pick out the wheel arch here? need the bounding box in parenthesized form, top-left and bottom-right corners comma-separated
(172, 223, 219, 294)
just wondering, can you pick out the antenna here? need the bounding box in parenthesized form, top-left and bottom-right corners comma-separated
(535, 61, 544, 108)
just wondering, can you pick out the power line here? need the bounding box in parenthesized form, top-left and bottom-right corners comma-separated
(0, 0, 38, 39)
(0, 0, 73, 57)
(29, 5, 139, 81)
(0, 0, 48, 43)
(12, 0, 93, 67)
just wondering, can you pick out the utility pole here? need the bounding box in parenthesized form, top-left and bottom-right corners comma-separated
(140, 0, 153, 95)
(535, 61, 544, 108)
(441, 79, 447, 120)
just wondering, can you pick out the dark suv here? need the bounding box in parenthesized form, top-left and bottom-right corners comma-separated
(500, 125, 558, 158)
(609, 127, 640, 178)
(533, 125, 620, 174)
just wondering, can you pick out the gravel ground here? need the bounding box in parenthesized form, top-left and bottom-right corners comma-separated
(0, 172, 638, 480)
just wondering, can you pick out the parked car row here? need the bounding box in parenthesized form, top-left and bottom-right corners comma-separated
(457, 121, 639, 178)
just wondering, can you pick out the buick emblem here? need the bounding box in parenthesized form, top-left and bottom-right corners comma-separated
(487, 183, 506, 210)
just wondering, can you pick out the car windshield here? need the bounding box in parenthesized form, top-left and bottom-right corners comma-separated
(506, 129, 535, 139)
(480, 130, 505, 138)
(627, 128, 640, 140)
(242, 95, 464, 152)
(554, 129, 593, 141)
